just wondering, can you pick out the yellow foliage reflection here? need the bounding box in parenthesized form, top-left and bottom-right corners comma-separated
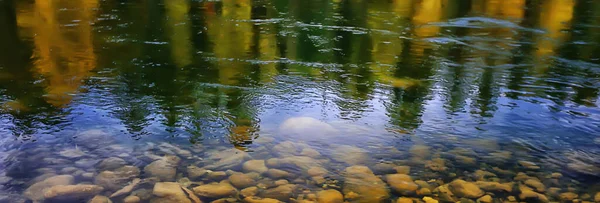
(165, 0, 193, 68)
(16, 0, 98, 108)
(535, 0, 574, 72)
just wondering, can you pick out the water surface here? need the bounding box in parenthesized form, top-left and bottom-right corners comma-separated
(0, 0, 599, 202)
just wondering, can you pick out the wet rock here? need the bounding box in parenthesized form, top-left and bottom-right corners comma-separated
(397, 197, 413, 203)
(60, 167, 79, 174)
(273, 141, 301, 157)
(448, 180, 484, 199)
(187, 166, 207, 180)
(153, 182, 200, 203)
(423, 196, 438, 203)
(342, 165, 390, 203)
(144, 155, 180, 181)
(409, 145, 430, 159)
(208, 171, 228, 181)
(518, 185, 548, 202)
(475, 181, 512, 193)
(24, 174, 74, 201)
(372, 163, 396, 174)
(331, 145, 369, 165)
(386, 174, 418, 195)
(124, 196, 141, 203)
(205, 148, 251, 170)
(82, 172, 95, 180)
(243, 160, 268, 174)
(243, 196, 283, 203)
(307, 167, 328, 177)
(418, 188, 432, 196)
(260, 184, 296, 201)
(300, 148, 321, 158)
(98, 157, 127, 171)
(94, 166, 140, 191)
(274, 179, 289, 186)
(595, 192, 600, 202)
(76, 159, 101, 168)
(229, 173, 256, 189)
(193, 182, 238, 198)
(518, 161, 540, 170)
(394, 166, 411, 174)
(75, 130, 115, 148)
(110, 178, 141, 197)
(241, 186, 258, 197)
(43, 184, 104, 201)
(551, 172, 562, 179)
(158, 143, 192, 158)
(211, 197, 238, 203)
(278, 117, 339, 140)
(560, 192, 579, 201)
(266, 169, 290, 179)
(425, 158, 447, 172)
(89, 195, 112, 203)
(317, 189, 343, 203)
(268, 156, 322, 171)
(58, 148, 86, 158)
(524, 179, 545, 193)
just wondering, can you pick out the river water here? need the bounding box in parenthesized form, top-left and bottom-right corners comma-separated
(0, 0, 599, 202)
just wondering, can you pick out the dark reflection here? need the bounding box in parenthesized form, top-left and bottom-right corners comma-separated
(0, 0, 598, 166)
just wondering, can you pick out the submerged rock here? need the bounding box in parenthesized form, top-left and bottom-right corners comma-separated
(524, 179, 545, 193)
(278, 117, 339, 140)
(266, 169, 290, 179)
(475, 181, 512, 193)
(187, 166, 207, 180)
(342, 165, 390, 203)
(317, 189, 343, 203)
(243, 160, 268, 174)
(518, 185, 548, 203)
(124, 195, 141, 203)
(260, 184, 297, 201)
(476, 195, 492, 203)
(243, 196, 283, 203)
(94, 166, 140, 191)
(153, 182, 201, 203)
(97, 157, 127, 171)
(43, 184, 104, 201)
(330, 145, 369, 165)
(386, 174, 419, 195)
(433, 184, 457, 202)
(144, 155, 180, 181)
(205, 148, 250, 170)
(229, 173, 256, 189)
(448, 180, 484, 199)
(559, 192, 578, 201)
(24, 174, 75, 201)
(241, 186, 259, 198)
(89, 195, 112, 203)
(110, 178, 141, 197)
(193, 182, 237, 198)
(396, 197, 413, 203)
(58, 148, 86, 158)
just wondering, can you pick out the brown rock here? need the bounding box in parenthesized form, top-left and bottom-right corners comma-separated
(560, 192, 579, 201)
(300, 148, 321, 158)
(260, 184, 296, 201)
(124, 196, 141, 203)
(24, 175, 75, 201)
(423, 197, 438, 203)
(153, 182, 200, 203)
(475, 181, 512, 193)
(476, 195, 492, 203)
(307, 167, 328, 177)
(97, 157, 127, 171)
(524, 179, 545, 192)
(331, 145, 369, 165)
(266, 169, 290, 179)
(144, 156, 180, 181)
(317, 189, 343, 203)
(243, 196, 283, 203)
(193, 182, 237, 198)
(394, 166, 411, 174)
(94, 166, 140, 191)
(229, 173, 256, 189)
(43, 184, 104, 201)
(386, 174, 419, 195)
(241, 187, 258, 197)
(343, 165, 390, 203)
(187, 166, 207, 180)
(208, 171, 228, 181)
(397, 197, 413, 203)
(243, 160, 268, 174)
(518, 185, 548, 203)
(595, 192, 600, 203)
(110, 178, 141, 197)
(448, 180, 484, 198)
(89, 195, 112, 203)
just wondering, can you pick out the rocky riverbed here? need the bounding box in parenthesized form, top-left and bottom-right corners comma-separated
(0, 118, 598, 203)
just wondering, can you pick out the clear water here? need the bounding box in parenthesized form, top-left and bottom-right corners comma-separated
(0, 0, 599, 202)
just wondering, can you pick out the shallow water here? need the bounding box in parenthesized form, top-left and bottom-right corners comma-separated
(0, 0, 599, 202)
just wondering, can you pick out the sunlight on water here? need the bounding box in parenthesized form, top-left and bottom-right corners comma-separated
(0, 0, 599, 202)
